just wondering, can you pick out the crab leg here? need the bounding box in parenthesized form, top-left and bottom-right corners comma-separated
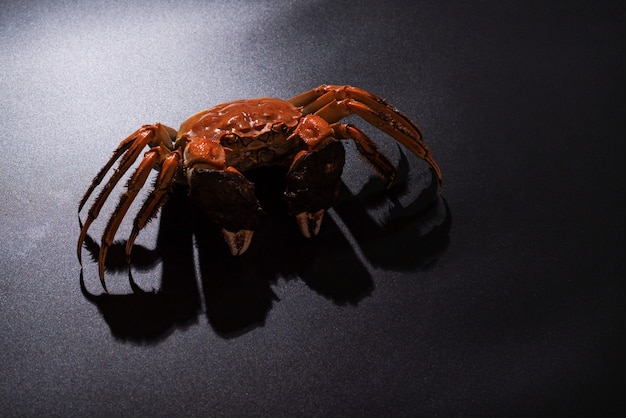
(331, 123, 397, 187)
(290, 85, 418, 131)
(289, 85, 442, 187)
(96, 145, 170, 291)
(78, 136, 134, 213)
(77, 124, 176, 264)
(318, 99, 441, 187)
(125, 150, 181, 264)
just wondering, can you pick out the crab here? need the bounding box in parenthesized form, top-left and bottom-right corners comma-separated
(77, 84, 442, 292)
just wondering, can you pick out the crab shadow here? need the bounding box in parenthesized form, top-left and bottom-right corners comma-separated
(80, 158, 450, 343)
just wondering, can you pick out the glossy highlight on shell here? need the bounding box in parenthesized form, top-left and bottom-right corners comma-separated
(180, 98, 302, 140)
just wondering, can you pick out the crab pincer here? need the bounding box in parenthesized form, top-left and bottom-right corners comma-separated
(284, 115, 345, 238)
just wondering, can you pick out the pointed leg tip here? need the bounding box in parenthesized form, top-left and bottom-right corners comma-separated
(98, 256, 109, 294)
(295, 209, 325, 239)
(77, 238, 85, 263)
(99, 276, 109, 294)
(125, 245, 133, 265)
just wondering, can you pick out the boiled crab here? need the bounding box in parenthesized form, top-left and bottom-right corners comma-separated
(77, 84, 442, 291)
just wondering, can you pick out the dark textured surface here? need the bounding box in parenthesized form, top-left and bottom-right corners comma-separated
(1, 1, 625, 416)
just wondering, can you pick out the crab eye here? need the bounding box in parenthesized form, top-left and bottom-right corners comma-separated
(272, 123, 289, 134)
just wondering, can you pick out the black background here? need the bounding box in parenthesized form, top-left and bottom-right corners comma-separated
(1, 1, 625, 416)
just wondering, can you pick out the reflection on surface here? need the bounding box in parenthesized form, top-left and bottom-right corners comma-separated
(79, 163, 450, 343)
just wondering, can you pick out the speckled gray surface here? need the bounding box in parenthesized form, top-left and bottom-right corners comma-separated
(1, 0, 625, 416)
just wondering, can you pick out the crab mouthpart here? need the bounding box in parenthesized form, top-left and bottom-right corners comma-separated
(295, 209, 325, 239)
(222, 228, 254, 255)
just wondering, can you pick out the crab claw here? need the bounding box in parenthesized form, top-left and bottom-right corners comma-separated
(295, 209, 325, 238)
(222, 228, 254, 255)
(284, 139, 345, 238)
(188, 167, 262, 256)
